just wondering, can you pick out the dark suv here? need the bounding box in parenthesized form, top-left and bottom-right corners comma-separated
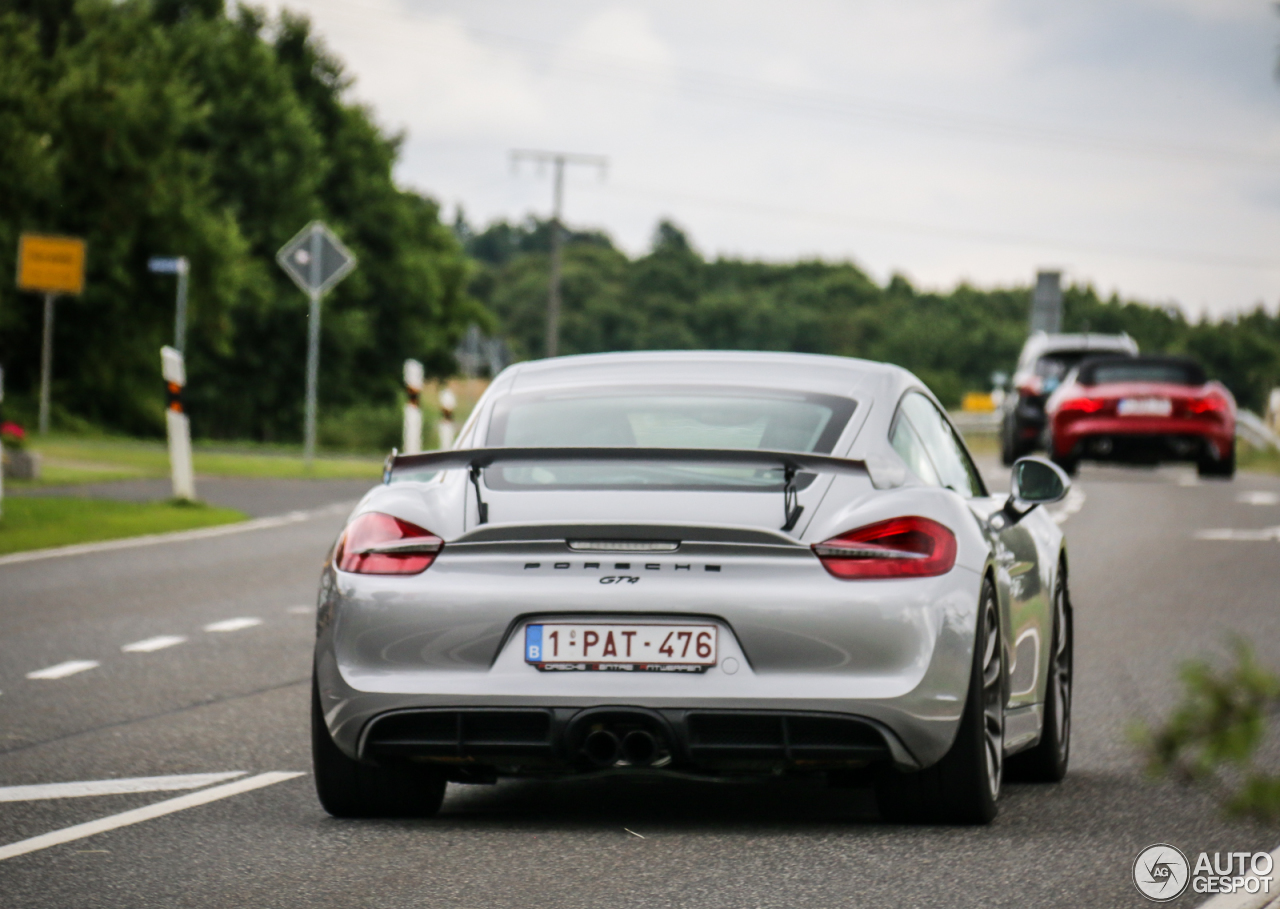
(1000, 331, 1138, 465)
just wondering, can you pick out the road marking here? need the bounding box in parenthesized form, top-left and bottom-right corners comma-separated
(121, 635, 187, 653)
(0, 501, 356, 568)
(203, 617, 262, 633)
(1196, 526, 1280, 541)
(288, 605, 313, 614)
(0, 772, 247, 803)
(1178, 473, 1199, 487)
(0, 772, 304, 862)
(26, 660, 99, 680)
(1239, 491, 1280, 506)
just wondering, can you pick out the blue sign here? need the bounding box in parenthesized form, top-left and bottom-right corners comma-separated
(148, 256, 186, 275)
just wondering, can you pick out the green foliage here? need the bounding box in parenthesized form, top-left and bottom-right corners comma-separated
(0, 495, 246, 555)
(0, 0, 479, 442)
(467, 217, 1280, 410)
(1136, 641, 1280, 823)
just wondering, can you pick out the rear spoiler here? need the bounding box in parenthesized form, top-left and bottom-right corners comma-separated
(384, 447, 868, 532)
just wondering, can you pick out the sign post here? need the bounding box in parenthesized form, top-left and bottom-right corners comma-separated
(160, 346, 195, 500)
(275, 222, 356, 466)
(17, 234, 86, 434)
(403, 359, 424, 455)
(148, 256, 190, 353)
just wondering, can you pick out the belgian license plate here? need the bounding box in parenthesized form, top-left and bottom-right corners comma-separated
(525, 623, 718, 672)
(1118, 397, 1171, 417)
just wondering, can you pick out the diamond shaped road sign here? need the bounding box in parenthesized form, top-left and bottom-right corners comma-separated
(276, 221, 357, 298)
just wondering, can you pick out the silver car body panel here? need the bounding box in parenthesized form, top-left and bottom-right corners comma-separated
(314, 351, 1065, 772)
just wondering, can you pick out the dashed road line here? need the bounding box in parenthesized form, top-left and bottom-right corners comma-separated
(287, 605, 313, 614)
(203, 617, 263, 633)
(1050, 487, 1086, 525)
(26, 661, 100, 680)
(0, 772, 247, 803)
(1239, 491, 1280, 506)
(1196, 526, 1280, 542)
(121, 635, 188, 653)
(0, 772, 304, 861)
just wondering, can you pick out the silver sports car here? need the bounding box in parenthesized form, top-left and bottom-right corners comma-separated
(312, 351, 1074, 824)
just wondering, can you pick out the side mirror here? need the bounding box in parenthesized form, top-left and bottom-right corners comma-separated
(1011, 456, 1070, 506)
(995, 457, 1070, 527)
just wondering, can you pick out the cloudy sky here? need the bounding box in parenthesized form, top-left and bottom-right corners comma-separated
(263, 0, 1280, 317)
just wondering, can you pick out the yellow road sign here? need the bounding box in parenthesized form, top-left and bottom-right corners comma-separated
(17, 234, 86, 295)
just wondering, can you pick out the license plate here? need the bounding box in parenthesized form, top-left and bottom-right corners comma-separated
(1118, 397, 1171, 417)
(525, 623, 718, 671)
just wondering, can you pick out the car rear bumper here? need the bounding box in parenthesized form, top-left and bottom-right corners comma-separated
(313, 559, 987, 774)
(1051, 416, 1232, 462)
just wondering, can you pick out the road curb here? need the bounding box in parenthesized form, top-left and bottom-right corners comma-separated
(0, 500, 355, 567)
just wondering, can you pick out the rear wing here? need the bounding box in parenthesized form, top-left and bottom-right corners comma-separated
(384, 447, 868, 532)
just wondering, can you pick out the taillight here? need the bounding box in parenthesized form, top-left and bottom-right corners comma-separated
(1184, 396, 1227, 417)
(812, 516, 957, 580)
(1057, 397, 1105, 415)
(336, 512, 442, 575)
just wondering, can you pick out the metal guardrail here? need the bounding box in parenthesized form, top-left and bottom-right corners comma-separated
(1238, 411, 1280, 451)
(948, 411, 1001, 433)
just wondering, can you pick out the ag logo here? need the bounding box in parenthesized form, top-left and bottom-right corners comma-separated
(1133, 844, 1190, 902)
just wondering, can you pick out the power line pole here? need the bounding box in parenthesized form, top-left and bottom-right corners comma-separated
(510, 149, 607, 358)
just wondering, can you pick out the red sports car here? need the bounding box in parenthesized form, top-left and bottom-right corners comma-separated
(1044, 356, 1235, 478)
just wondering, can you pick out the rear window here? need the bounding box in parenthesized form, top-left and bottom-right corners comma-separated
(1079, 357, 1206, 387)
(1035, 349, 1133, 381)
(484, 385, 856, 489)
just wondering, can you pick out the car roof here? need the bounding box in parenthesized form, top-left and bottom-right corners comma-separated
(1020, 331, 1137, 363)
(499, 350, 913, 398)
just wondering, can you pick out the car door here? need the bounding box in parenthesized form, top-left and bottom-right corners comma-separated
(891, 392, 1047, 713)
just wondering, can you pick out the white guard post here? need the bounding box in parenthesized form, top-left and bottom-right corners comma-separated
(161, 346, 196, 501)
(437, 387, 457, 451)
(402, 359, 424, 455)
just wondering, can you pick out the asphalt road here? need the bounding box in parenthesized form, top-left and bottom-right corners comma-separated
(2, 462, 1279, 908)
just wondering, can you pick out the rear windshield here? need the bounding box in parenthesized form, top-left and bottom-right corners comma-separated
(1079, 357, 1206, 387)
(484, 385, 856, 489)
(1036, 349, 1132, 381)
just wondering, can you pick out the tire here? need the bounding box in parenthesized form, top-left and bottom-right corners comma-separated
(1051, 453, 1079, 477)
(1007, 559, 1072, 782)
(1197, 441, 1235, 479)
(1000, 416, 1018, 467)
(875, 580, 1004, 825)
(312, 675, 446, 818)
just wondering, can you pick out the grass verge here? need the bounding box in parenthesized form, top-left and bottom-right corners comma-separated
(9, 436, 383, 487)
(0, 497, 247, 556)
(1239, 440, 1280, 475)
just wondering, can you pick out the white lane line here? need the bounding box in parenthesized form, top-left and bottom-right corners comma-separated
(1239, 491, 1280, 506)
(121, 635, 188, 653)
(26, 660, 100, 680)
(0, 772, 304, 862)
(1195, 527, 1280, 542)
(0, 500, 356, 568)
(287, 605, 313, 615)
(0, 772, 247, 803)
(203, 617, 262, 633)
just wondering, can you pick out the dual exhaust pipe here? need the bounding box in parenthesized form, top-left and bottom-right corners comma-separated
(583, 728, 659, 768)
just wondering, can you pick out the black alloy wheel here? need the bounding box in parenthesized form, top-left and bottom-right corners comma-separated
(1007, 560, 1072, 782)
(874, 580, 1005, 824)
(311, 674, 447, 818)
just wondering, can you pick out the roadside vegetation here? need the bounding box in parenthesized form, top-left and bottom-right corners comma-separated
(0, 497, 245, 556)
(1138, 641, 1280, 824)
(1239, 440, 1280, 476)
